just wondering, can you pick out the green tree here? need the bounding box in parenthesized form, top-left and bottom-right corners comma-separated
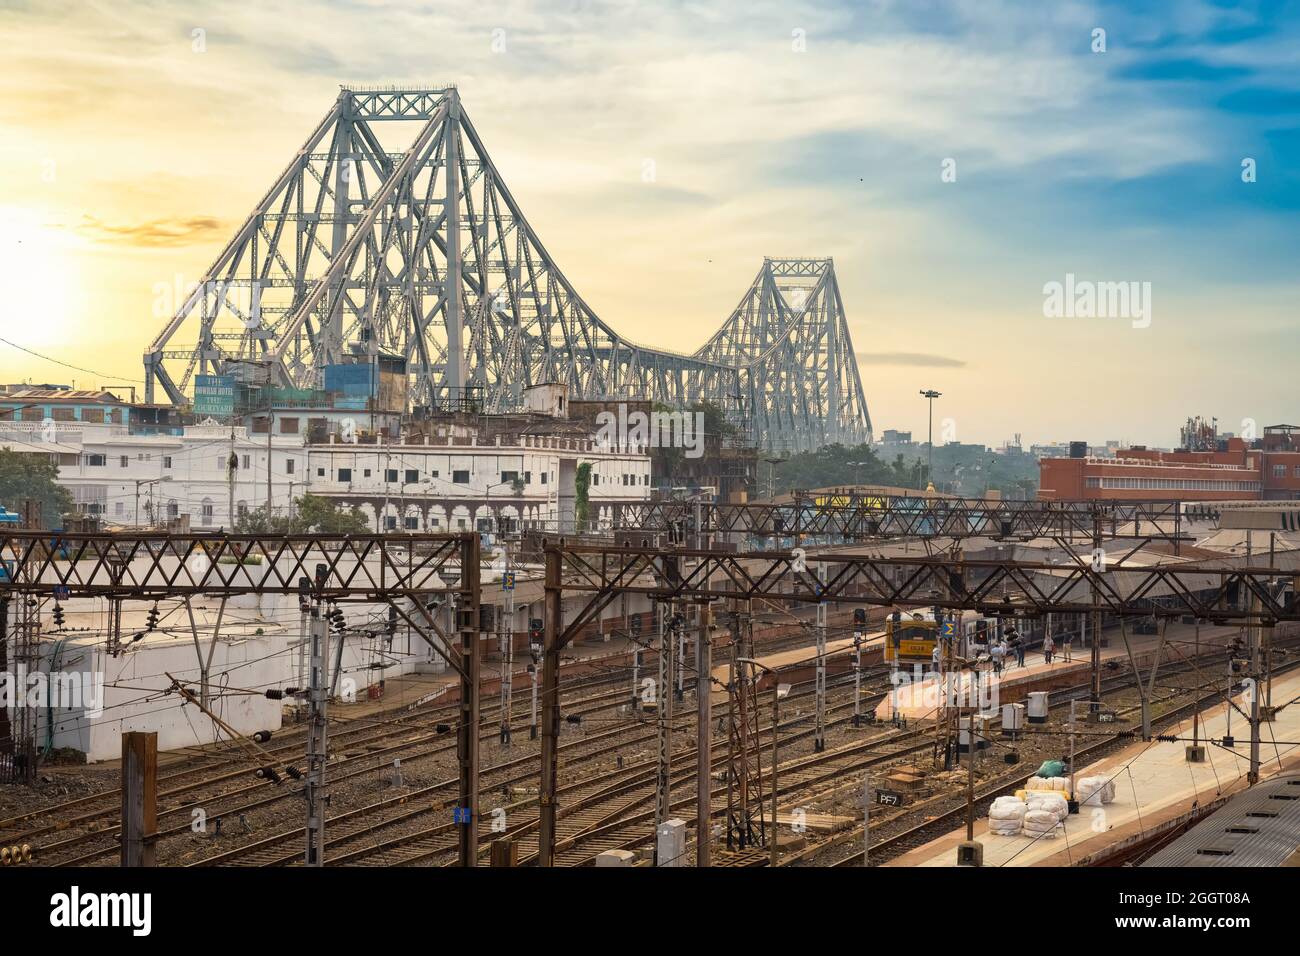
(0, 449, 74, 527)
(235, 494, 369, 534)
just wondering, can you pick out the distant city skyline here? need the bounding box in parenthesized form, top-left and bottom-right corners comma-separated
(2, 1, 1297, 447)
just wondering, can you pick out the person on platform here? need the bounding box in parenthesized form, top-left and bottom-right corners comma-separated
(1043, 632, 1055, 665)
(1008, 629, 1024, 668)
(990, 639, 1006, 676)
(1061, 632, 1073, 662)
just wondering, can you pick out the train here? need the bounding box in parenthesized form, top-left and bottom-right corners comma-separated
(880, 609, 1006, 669)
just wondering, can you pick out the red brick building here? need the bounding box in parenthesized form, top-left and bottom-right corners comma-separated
(1039, 428, 1300, 502)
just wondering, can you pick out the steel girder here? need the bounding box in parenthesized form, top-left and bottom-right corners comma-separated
(143, 88, 870, 451)
(547, 544, 1300, 626)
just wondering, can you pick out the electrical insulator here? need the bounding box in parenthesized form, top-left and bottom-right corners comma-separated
(52, 604, 64, 628)
(146, 603, 160, 631)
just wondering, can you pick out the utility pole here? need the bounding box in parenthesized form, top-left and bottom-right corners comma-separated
(265, 405, 274, 523)
(227, 426, 237, 529)
(304, 604, 328, 866)
(920, 389, 941, 486)
(862, 773, 871, 868)
(1247, 531, 1261, 785)
(120, 731, 158, 867)
(676, 609, 685, 701)
(695, 597, 712, 866)
(538, 546, 563, 866)
(1089, 513, 1102, 715)
(529, 656, 539, 741)
(769, 673, 780, 868)
(500, 547, 514, 746)
(456, 534, 481, 867)
(965, 714, 977, 842)
(654, 601, 675, 861)
(631, 647, 642, 714)
(815, 563, 827, 752)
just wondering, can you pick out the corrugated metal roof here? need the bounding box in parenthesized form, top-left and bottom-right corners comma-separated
(1142, 773, 1300, 867)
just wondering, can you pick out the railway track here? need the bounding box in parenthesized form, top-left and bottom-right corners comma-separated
(179, 667, 899, 866)
(15, 674, 639, 865)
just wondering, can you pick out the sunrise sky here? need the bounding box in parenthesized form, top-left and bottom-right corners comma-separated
(1, 0, 1297, 447)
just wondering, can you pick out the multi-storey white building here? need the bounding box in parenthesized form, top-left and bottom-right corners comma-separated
(0, 420, 302, 528)
(2, 418, 653, 532)
(307, 433, 652, 533)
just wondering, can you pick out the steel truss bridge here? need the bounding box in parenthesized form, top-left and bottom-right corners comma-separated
(143, 87, 871, 452)
(606, 496, 1190, 543)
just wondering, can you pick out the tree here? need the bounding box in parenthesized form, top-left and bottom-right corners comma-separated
(0, 449, 74, 527)
(292, 494, 370, 534)
(234, 494, 369, 534)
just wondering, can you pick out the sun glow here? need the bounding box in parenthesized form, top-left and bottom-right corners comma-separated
(0, 206, 83, 351)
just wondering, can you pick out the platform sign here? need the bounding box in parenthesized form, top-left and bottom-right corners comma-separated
(501, 571, 516, 591)
(875, 788, 906, 808)
(53, 584, 70, 601)
(940, 621, 956, 640)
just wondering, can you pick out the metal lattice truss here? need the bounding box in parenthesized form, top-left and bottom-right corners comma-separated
(609, 497, 1188, 543)
(143, 87, 870, 452)
(548, 545, 1300, 632)
(0, 531, 472, 598)
(695, 257, 870, 449)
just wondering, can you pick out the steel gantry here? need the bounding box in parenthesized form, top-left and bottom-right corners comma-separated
(0, 530, 483, 866)
(141, 87, 870, 452)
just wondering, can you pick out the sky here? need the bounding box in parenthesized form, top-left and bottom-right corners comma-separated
(1, 0, 1298, 448)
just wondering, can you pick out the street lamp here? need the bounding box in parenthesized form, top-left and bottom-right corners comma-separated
(846, 461, 869, 490)
(919, 389, 941, 491)
(134, 476, 171, 527)
(736, 657, 790, 868)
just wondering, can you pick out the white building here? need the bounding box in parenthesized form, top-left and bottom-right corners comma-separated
(2, 413, 653, 533)
(1, 420, 302, 529)
(308, 432, 652, 533)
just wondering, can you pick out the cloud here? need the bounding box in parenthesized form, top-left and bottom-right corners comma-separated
(76, 214, 225, 248)
(856, 352, 966, 368)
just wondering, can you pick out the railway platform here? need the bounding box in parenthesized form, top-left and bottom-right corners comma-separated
(884, 668, 1300, 867)
(874, 621, 1243, 722)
